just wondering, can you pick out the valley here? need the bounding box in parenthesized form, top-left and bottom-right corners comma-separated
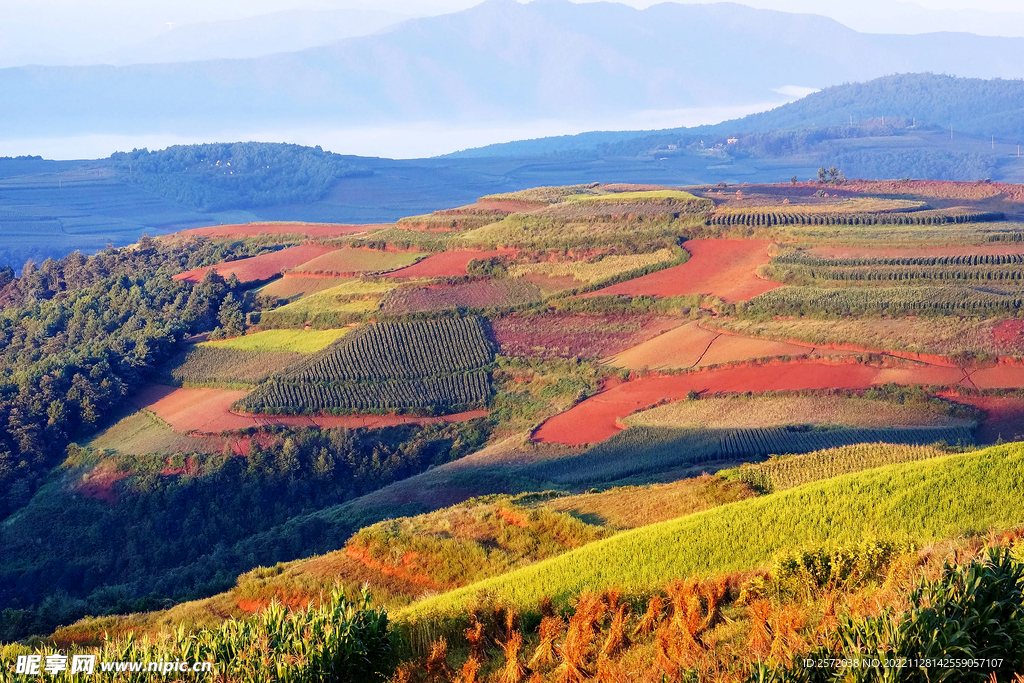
(3, 178, 1024, 680)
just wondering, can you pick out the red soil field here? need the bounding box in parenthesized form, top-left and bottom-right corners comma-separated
(491, 313, 682, 360)
(382, 249, 515, 278)
(992, 320, 1024, 349)
(475, 199, 545, 212)
(533, 359, 970, 445)
(841, 180, 1024, 202)
(172, 222, 388, 238)
(936, 393, 1024, 443)
(173, 244, 337, 284)
(75, 463, 130, 504)
(584, 239, 780, 302)
(807, 244, 1024, 259)
(135, 384, 487, 435)
(605, 322, 818, 370)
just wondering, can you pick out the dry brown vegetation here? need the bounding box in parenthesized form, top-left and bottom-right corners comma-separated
(393, 532, 1024, 683)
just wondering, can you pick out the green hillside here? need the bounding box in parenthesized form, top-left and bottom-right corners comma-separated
(404, 443, 1024, 617)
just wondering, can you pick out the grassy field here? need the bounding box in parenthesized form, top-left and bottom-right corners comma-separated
(259, 279, 401, 328)
(86, 410, 225, 456)
(404, 443, 1024, 616)
(749, 283, 1024, 317)
(255, 276, 351, 301)
(719, 442, 953, 493)
(508, 248, 677, 286)
(568, 189, 702, 203)
(771, 220, 1024, 245)
(529, 423, 973, 485)
(461, 213, 706, 250)
(543, 475, 755, 529)
(201, 328, 350, 353)
(288, 248, 423, 275)
(622, 395, 974, 430)
(166, 346, 303, 386)
(711, 316, 997, 356)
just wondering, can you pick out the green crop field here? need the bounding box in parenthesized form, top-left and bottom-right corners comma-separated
(750, 283, 1024, 316)
(529, 424, 974, 485)
(241, 373, 492, 414)
(719, 442, 952, 493)
(768, 250, 1024, 287)
(508, 248, 678, 285)
(166, 346, 304, 386)
(259, 279, 401, 328)
(405, 443, 1024, 617)
(201, 328, 350, 353)
(238, 318, 495, 414)
(292, 318, 493, 381)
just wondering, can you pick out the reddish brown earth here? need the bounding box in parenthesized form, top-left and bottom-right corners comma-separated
(382, 248, 516, 278)
(533, 359, 971, 445)
(475, 199, 545, 212)
(491, 313, 681, 360)
(174, 244, 337, 284)
(938, 393, 1024, 444)
(841, 180, 1024, 202)
(135, 384, 488, 435)
(584, 239, 780, 302)
(992, 320, 1024, 349)
(605, 322, 821, 370)
(74, 463, 130, 504)
(172, 222, 388, 238)
(807, 244, 1024, 259)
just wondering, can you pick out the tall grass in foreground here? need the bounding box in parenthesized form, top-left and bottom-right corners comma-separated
(2, 589, 391, 683)
(395, 544, 1024, 682)
(403, 444, 1024, 618)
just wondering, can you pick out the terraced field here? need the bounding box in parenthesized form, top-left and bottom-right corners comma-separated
(240, 318, 495, 415)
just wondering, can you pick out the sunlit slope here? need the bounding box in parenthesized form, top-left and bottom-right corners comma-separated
(405, 443, 1024, 617)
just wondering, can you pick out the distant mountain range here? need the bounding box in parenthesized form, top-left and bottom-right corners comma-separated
(94, 9, 409, 66)
(4, 0, 1024, 142)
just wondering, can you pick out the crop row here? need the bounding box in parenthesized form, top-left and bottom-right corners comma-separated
(776, 252, 1024, 267)
(715, 425, 972, 458)
(238, 371, 491, 414)
(291, 318, 493, 382)
(721, 442, 952, 493)
(708, 210, 1004, 227)
(531, 424, 971, 486)
(776, 264, 1024, 284)
(749, 285, 1024, 316)
(167, 346, 302, 386)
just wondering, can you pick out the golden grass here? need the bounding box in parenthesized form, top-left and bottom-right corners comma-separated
(508, 249, 676, 285)
(269, 279, 401, 315)
(621, 395, 972, 431)
(542, 475, 756, 530)
(569, 190, 700, 203)
(710, 317, 994, 356)
(201, 328, 350, 353)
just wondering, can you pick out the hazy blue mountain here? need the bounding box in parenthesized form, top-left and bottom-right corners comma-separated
(450, 74, 1024, 158)
(4, 0, 1024, 140)
(95, 9, 408, 66)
